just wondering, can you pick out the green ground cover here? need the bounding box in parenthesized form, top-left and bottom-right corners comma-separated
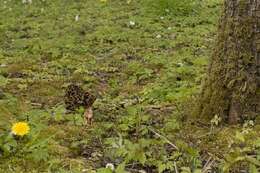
(0, 0, 259, 172)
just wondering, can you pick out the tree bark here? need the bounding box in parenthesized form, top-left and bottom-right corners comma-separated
(196, 0, 260, 124)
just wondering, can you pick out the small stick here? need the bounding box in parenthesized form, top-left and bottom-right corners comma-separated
(30, 102, 42, 107)
(203, 156, 212, 168)
(174, 162, 178, 173)
(202, 159, 215, 173)
(202, 157, 212, 173)
(148, 127, 179, 150)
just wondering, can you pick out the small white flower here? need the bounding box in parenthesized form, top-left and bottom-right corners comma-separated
(249, 120, 254, 126)
(22, 0, 32, 4)
(160, 16, 164, 20)
(129, 21, 135, 26)
(0, 64, 7, 67)
(139, 170, 147, 173)
(165, 9, 170, 13)
(167, 27, 172, 30)
(106, 163, 115, 171)
(242, 128, 250, 134)
(177, 62, 184, 67)
(156, 34, 162, 39)
(75, 15, 79, 22)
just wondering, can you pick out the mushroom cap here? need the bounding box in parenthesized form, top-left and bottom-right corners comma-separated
(64, 84, 84, 111)
(64, 84, 96, 111)
(82, 91, 96, 108)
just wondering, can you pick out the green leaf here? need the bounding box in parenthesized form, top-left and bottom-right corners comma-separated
(0, 75, 9, 87)
(254, 138, 260, 147)
(158, 162, 167, 173)
(235, 132, 245, 142)
(180, 167, 191, 173)
(245, 156, 260, 166)
(194, 169, 202, 173)
(249, 164, 258, 173)
(127, 106, 139, 116)
(96, 168, 113, 173)
(135, 150, 146, 164)
(115, 162, 127, 173)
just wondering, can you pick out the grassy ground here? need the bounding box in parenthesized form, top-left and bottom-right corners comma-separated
(0, 0, 259, 172)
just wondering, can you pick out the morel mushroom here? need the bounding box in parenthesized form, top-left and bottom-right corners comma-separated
(64, 84, 96, 125)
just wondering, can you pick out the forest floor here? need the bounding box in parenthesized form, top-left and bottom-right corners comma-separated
(0, 0, 259, 172)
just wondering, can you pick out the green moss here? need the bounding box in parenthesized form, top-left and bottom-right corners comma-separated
(196, 0, 259, 123)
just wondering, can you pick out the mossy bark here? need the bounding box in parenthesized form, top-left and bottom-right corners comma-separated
(197, 0, 260, 124)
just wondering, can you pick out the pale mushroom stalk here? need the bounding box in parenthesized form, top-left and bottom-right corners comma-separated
(84, 107, 93, 125)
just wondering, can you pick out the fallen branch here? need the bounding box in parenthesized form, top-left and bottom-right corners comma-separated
(174, 162, 179, 173)
(202, 156, 215, 173)
(147, 127, 179, 150)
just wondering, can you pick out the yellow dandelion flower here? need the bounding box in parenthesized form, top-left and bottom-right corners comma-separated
(11, 122, 30, 136)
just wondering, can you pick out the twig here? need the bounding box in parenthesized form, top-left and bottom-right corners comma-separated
(196, 128, 222, 139)
(203, 160, 215, 173)
(125, 168, 143, 173)
(30, 102, 42, 106)
(203, 156, 212, 168)
(174, 162, 178, 173)
(202, 157, 215, 173)
(147, 127, 179, 150)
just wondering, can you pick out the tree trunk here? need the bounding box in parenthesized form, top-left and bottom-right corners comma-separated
(196, 0, 260, 124)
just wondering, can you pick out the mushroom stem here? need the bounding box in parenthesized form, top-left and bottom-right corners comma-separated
(84, 107, 93, 125)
